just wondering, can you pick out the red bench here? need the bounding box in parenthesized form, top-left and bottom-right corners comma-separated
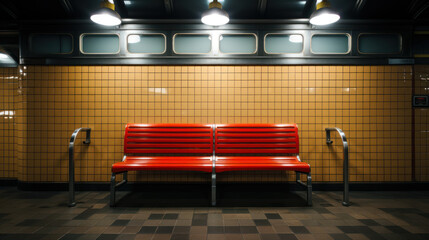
(110, 124, 214, 207)
(110, 123, 312, 206)
(213, 124, 312, 206)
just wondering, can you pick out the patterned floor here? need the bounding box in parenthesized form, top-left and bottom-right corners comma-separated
(0, 184, 428, 240)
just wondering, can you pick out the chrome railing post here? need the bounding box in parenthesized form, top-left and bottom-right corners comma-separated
(68, 128, 91, 207)
(325, 127, 350, 206)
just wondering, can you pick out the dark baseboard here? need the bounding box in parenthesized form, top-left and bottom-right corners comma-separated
(0, 179, 17, 186)
(16, 182, 110, 191)
(1, 180, 427, 191)
(313, 182, 429, 191)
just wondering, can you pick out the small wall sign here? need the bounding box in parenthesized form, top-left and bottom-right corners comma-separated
(413, 95, 429, 107)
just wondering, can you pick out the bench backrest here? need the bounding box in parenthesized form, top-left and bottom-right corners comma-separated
(215, 124, 299, 154)
(124, 124, 213, 154)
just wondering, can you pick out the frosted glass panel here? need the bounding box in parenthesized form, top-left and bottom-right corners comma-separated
(174, 34, 211, 54)
(31, 34, 72, 54)
(81, 34, 119, 54)
(359, 34, 401, 54)
(414, 35, 429, 55)
(265, 34, 303, 54)
(311, 34, 349, 54)
(127, 34, 166, 54)
(220, 34, 257, 54)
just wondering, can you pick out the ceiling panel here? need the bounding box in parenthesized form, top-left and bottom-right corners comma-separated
(223, 0, 260, 19)
(419, 7, 429, 20)
(330, 0, 355, 17)
(357, 0, 413, 19)
(266, 0, 307, 19)
(126, 0, 167, 19)
(13, 0, 68, 19)
(172, 0, 207, 19)
(68, 0, 101, 18)
(0, 8, 13, 20)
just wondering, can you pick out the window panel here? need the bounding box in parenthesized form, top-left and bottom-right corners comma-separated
(359, 34, 401, 54)
(220, 34, 257, 54)
(414, 34, 429, 56)
(173, 34, 212, 54)
(81, 34, 120, 54)
(311, 34, 350, 54)
(265, 34, 303, 54)
(127, 34, 166, 54)
(31, 34, 73, 54)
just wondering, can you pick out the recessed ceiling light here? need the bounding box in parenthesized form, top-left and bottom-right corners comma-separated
(124, 0, 131, 5)
(310, 0, 340, 26)
(202, 0, 229, 26)
(91, 0, 122, 26)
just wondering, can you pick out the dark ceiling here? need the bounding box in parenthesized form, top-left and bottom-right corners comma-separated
(0, 0, 429, 22)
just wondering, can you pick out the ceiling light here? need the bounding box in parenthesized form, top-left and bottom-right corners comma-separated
(309, 0, 340, 26)
(201, 0, 229, 26)
(91, 0, 122, 26)
(0, 53, 9, 59)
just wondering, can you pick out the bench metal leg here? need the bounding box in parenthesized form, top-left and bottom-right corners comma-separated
(211, 171, 216, 206)
(296, 171, 312, 206)
(110, 173, 116, 207)
(307, 173, 312, 206)
(110, 172, 128, 207)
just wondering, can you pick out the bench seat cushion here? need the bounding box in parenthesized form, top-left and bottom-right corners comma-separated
(112, 156, 213, 173)
(215, 156, 310, 173)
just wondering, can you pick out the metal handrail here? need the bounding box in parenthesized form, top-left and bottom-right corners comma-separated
(325, 127, 350, 206)
(68, 128, 91, 207)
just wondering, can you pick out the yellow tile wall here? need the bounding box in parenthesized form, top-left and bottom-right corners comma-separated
(10, 65, 415, 183)
(0, 68, 18, 179)
(414, 65, 429, 182)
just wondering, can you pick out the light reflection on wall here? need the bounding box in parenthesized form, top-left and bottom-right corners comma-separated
(148, 88, 168, 94)
(0, 111, 14, 119)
